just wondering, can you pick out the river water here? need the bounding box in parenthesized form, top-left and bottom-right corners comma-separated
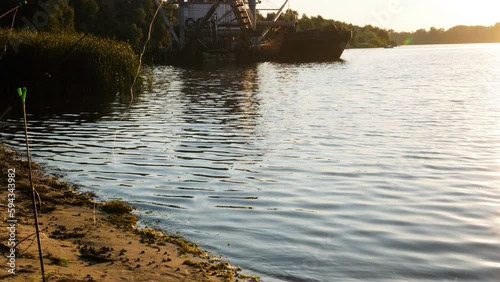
(2, 44, 500, 281)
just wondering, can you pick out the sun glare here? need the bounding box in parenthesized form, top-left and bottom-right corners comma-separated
(459, 5, 500, 27)
(288, 0, 500, 32)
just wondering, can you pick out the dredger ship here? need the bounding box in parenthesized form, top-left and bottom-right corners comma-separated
(156, 0, 352, 64)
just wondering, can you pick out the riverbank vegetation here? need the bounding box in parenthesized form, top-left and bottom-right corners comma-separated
(390, 24, 500, 45)
(0, 29, 138, 110)
(0, 0, 168, 112)
(264, 9, 500, 48)
(0, 0, 173, 51)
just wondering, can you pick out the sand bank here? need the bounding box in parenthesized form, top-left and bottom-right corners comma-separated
(0, 144, 258, 282)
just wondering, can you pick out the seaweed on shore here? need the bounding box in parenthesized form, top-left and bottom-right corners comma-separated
(101, 200, 138, 228)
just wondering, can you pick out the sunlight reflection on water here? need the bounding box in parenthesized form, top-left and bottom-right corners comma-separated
(1, 44, 500, 281)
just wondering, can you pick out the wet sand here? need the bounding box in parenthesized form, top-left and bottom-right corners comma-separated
(0, 144, 258, 282)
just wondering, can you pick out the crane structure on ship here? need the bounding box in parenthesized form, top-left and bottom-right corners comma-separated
(154, 0, 295, 62)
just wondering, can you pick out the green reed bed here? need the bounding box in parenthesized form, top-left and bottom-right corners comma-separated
(0, 29, 139, 109)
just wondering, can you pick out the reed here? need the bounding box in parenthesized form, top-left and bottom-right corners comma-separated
(0, 29, 139, 108)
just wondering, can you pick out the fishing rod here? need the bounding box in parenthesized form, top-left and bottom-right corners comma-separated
(0, 1, 25, 20)
(0, 1, 29, 60)
(0, 5, 19, 20)
(18, 87, 47, 282)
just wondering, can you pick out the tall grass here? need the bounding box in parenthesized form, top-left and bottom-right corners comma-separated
(0, 29, 139, 110)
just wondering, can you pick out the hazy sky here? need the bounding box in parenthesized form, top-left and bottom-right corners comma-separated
(260, 0, 500, 32)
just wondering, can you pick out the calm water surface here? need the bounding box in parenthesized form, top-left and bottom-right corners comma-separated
(2, 44, 500, 281)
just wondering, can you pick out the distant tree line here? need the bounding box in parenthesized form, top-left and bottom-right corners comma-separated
(263, 10, 500, 48)
(0, 0, 173, 51)
(390, 23, 500, 45)
(259, 10, 392, 48)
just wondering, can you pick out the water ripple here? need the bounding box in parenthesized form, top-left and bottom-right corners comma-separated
(1, 44, 499, 282)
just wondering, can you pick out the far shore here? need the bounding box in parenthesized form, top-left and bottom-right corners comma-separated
(0, 144, 259, 282)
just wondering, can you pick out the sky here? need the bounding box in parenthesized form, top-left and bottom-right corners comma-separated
(259, 0, 500, 32)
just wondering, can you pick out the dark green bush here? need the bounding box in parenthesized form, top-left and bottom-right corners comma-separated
(0, 29, 139, 111)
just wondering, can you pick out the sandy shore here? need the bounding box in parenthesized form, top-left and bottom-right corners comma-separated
(0, 144, 259, 282)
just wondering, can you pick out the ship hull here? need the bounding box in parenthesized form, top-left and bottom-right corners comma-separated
(234, 28, 352, 64)
(279, 29, 352, 62)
